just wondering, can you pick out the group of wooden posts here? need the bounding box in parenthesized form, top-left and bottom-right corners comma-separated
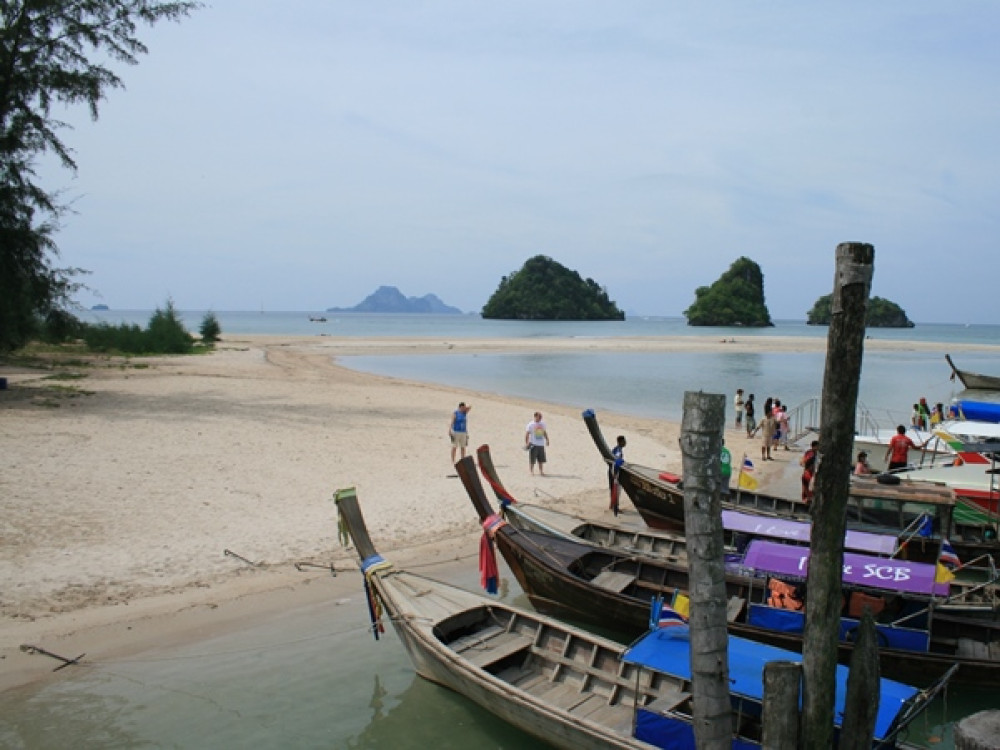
(677, 243, 998, 750)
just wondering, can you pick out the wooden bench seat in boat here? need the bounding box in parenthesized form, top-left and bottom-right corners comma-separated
(449, 624, 504, 653)
(461, 631, 534, 668)
(644, 689, 692, 716)
(590, 570, 636, 593)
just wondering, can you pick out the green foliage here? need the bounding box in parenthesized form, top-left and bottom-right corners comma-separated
(481, 255, 625, 321)
(199, 312, 221, 343)
(0, 1, 201, 353)
(806, 294, 914, 328)
(81, 300, 194, 354)
(683, 257, 773, 327)
(147, 300, 195, 353)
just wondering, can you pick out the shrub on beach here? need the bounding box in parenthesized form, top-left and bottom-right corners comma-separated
(80, 301, 195, 354)
(199, 312, 221, 344)
(146, 301, 194, 353)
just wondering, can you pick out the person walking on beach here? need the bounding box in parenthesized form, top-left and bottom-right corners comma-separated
(885, 425, 925, 472)
(744, 394, 756, 438)
(449, 402, 471, 463)
(525, 411, 550, 475)
(774, 399, 791, 451)
(756, 411, 776, 462)
(734, 389, 744, 429)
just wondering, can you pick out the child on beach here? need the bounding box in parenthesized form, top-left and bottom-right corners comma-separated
(744, 394, 756, 438)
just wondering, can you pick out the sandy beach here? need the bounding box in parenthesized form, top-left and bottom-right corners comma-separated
(2, 333, 992, 693)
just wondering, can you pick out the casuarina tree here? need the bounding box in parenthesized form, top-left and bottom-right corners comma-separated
(0, 0, 200, 353)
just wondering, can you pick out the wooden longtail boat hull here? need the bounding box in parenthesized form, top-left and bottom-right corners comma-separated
(456, 457, 1000, 686)
(583, 409, 808, 529)
(334, 488, 747, 748)
(475, 445, 690, 563)
(584, 409, 998, 563)
(337, 486, 950, 748)
(946, 354, 1000, 391)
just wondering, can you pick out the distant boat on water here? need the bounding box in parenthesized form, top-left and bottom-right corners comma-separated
(309, 316, 327, 322)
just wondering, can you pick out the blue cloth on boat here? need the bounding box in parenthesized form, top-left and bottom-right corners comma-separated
(622, 625, 918, 741)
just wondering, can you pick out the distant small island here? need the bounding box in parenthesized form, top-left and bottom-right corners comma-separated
(327, 286, 462, 314)
(481, 255, 624, 321)
(806, 294, 914, 328)
(684, 257, 773, 327)
(91, 304, 110, 311)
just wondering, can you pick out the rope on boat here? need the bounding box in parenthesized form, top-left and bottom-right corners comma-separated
(361, 555, 393, 640)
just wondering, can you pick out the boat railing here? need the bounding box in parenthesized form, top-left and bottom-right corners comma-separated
(785, 397, 820, 443)
(856, 402, 952, 469)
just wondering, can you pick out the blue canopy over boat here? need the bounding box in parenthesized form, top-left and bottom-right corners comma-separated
(621, 626, 918, 742)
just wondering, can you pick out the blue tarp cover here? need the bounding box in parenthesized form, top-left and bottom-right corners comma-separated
(622, 625, 918, 741)
(746, 604, 931, 653)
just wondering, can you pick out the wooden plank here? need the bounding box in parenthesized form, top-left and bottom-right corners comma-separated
(536, 681, 588, 710)
(591, 570, 636, 593)
(465, 632, 532, 668)
(645, 689, 692, 715)
(450, 624, 504, 654)
(582, 702, 634, 735)
(511, 671, 549, 693)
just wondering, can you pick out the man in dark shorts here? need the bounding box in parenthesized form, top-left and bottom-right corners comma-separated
(525, 411, 550, 476)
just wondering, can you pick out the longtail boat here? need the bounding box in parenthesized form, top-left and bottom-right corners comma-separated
(477, 443, 903, 564)
(476, 444, 690, 562)
(946, 354, 1000, 391)
(455, 456, 1000, 686)
(583, 408, 995, 563)
(335, 486, 949, 748)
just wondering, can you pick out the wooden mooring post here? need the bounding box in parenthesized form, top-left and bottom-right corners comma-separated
(955, 710, 1000, 750)
(762, 661, 801, 749)
(679, 391, 730, 750)
(802, 242, 875, 748)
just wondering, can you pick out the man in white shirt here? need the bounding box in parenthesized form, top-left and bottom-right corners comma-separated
(525, 411, 550, 476)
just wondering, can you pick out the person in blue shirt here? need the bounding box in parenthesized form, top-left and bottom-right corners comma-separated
(449, 402, 471, 463)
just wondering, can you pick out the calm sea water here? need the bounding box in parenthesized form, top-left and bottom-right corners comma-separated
(81, 310, 1000, 427)
(5, 310, 994, 747)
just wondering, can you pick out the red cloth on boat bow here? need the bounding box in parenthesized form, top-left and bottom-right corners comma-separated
(479, 514, 506, 595)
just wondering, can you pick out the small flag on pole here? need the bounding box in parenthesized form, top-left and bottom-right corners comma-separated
(738, 472, 759, 491)
(742, 457, 755, 472)
(657, 600, 688, 628)
(939, 539, 961, 569)
(934, 562, 956, 584)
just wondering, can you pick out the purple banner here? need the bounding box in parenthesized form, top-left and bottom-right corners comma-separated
(741, 540, 950, 596)
(722, 510, 897, 556)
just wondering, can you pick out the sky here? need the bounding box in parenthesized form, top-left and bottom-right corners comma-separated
(40, 2, 1000, 323)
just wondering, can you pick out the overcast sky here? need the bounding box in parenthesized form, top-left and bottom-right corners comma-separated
(42, 2, 999, 323)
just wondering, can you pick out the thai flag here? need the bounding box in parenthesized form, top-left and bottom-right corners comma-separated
(742, 457, 755, 472)
(939, 539, 961, 570)
(657, 600, 688, 628)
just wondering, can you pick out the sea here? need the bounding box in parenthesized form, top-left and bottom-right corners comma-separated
(2, 311, 998, 749)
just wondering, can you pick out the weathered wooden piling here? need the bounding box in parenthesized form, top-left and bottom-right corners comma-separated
(680, 390, 730, 750)
(955, 710, 1000, 750)
(840, 611, 881, 749)
(802, 242, 875, 748)
(762, 661, 801, 749)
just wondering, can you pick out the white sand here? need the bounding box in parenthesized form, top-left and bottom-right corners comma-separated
(2, 333, 993, 690)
